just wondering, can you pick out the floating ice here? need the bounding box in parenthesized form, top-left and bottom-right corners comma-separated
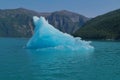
(26, 16, 94, 52)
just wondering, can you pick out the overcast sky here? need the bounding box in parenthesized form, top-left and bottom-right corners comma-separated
(0, 0, 120, 17)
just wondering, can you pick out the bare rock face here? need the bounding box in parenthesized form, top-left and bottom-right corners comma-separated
(47, 10, 89, 34)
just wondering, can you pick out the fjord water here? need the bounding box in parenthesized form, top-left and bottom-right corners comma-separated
(0, 38, 120, 80)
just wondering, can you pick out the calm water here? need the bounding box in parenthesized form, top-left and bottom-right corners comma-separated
(0, 38, 120, 80)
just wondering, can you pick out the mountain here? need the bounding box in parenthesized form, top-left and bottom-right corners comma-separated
(47, 10, 88, 34)
(0, 8, 35, 37)
(74, 9, 120, 40)
(0, 8, 50, 37)
(0, 8, 88, 37)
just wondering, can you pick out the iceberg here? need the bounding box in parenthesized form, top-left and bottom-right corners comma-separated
(26, 16, 94, 51)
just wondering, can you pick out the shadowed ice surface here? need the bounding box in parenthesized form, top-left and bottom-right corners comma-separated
(26, 16, 94, 52)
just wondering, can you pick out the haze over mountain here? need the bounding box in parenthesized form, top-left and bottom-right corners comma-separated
(74, 9, 120, 40)
(0, 8, 88, 37)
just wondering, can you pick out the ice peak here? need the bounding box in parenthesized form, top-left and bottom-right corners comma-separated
(33, 16, 39, 23)
(33, 16, 48, 25)
(39, 16, 46, 22)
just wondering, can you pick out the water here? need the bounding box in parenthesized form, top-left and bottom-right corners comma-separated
(0, 38, 120, 80)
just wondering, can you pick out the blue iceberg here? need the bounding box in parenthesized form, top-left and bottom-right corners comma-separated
(26, 16, 94, 51)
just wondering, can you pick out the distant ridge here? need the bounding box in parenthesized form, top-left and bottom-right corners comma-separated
(0, 8, 88, 37)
